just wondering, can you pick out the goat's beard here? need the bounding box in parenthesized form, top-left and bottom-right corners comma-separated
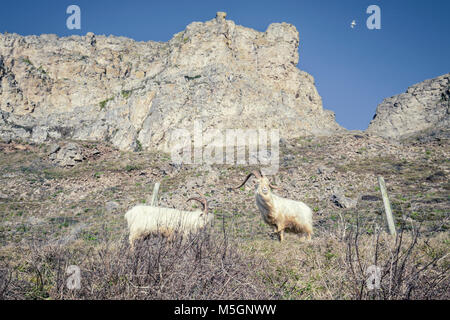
(257, 188, 272, 202)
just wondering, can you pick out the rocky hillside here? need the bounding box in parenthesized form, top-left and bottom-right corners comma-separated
(0, 12, 343, 152)
(1, 11, 449, 301)
(0, 132, 448, 299)
(368, 73, 449, 140)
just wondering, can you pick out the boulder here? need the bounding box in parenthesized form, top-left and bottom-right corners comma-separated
(49, 142, 84, 166)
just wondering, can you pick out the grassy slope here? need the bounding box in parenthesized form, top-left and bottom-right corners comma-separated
(0, 132, 448, 299)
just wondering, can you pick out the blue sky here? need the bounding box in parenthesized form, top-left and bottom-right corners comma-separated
(1, 0, 449, 130)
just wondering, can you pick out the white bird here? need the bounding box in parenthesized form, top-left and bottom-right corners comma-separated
(351, 20, 356, 28)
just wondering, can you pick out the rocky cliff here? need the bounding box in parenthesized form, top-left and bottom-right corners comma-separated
(367, 73, 449, 140)
(0, 12, 344, 152)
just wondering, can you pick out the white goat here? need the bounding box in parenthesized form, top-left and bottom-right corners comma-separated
(235, 170, 313, 242)
(124, 196, 213, 247)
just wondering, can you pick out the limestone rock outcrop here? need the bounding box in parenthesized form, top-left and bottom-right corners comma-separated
(367, 73, 449, 140)
(0, 13, 344, 151)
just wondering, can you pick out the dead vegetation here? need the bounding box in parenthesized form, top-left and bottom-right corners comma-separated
(0, 132, 449, 299)
(0, 228, 276, 300)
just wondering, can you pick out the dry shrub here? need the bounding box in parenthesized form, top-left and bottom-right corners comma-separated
(241, 216, 449, 300)
(0, 228, 277, 300)
(1, 217, 448, 300)
(343, 222, 449, 300)
(0, 267, 13, 299)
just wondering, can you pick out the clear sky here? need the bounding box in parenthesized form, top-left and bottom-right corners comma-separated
(1, 0, 449, 130)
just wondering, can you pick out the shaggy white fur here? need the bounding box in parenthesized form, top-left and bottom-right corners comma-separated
(124, 197, 212, 247)
(236, 170, 313, 242)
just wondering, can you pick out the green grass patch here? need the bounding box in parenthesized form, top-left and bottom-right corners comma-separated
(121, 90, 131, 99)
(99, 97, 114, 110)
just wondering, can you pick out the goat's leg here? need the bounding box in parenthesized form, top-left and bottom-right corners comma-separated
(299, 231, 312, 242)
(277, 229, 285, 242)
(274, 224, 284, 242)
(129, 235, 137, 250)
(305, 225, 313, 241)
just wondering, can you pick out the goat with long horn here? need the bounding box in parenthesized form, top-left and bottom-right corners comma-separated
(235, 170, 313, 242)
(124, 194, 213, 248)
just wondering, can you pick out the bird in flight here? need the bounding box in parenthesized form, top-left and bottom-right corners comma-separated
(351, 20, 356, 28)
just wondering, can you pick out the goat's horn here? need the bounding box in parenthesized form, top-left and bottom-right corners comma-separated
(234, 170, 261, 189)
(269, 183, 280, 190)
(187, 196, 208, 215)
